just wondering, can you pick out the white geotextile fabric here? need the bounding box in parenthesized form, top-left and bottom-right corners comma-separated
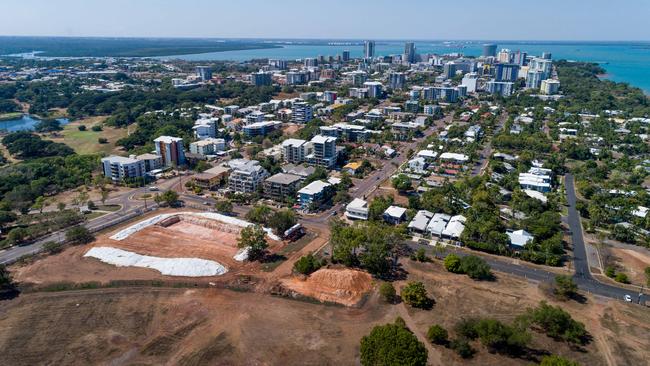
(110, 212, 281, 241)
(233, 247, 250, 262)
(84, 247, 228, 277)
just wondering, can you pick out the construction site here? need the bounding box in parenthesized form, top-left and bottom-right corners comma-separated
(10, 209, 376, 309)
(85, 211, 271, 277)
(4, 209, 650, 365)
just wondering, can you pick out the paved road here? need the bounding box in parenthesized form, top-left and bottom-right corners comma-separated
(472, 112, 508, 176)
(1, 118, 645, 304)
(410, 174, 647, 303)
(564, 174, 646, 301)
(0, 179, 178, 264)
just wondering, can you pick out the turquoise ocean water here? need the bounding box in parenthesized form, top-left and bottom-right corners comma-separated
(163, 41, 650, 93)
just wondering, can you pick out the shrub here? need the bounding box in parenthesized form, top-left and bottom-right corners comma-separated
(77, 125, 87, 131)
(553, 275, 578, 300)
(539, 355, 580, 366)
(42, 241, 63, 254)
(379, 282, 397, 303)
(450, 338, 475, 358)
(454, 318, 480, 339)
(98, 137, 108, 144)
(426, 324, 448, 345)
(614, 272, 630, 284)
(65, 226, 94, 245)
(91, 125, 103, 132)
(459, 255, 492, 280)
(474, 318, 530, 353)
(604, 266, 616, 278)
(293, 253, 322, 275)
(412, 248, 428, 262)
(522, 301, 588, 345)
(360, 321, 428, 366)
(401, 281, 432, 309)
(444, 253, 462, 273)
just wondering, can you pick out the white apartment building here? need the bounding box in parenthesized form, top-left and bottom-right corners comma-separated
(189, 138, 226, 156)
(101, 156, 146, 183)
(281, 138, 312, 164)
(227, 159, 269, 194)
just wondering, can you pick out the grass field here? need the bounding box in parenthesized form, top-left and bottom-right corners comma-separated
(44, 116, 131, 156)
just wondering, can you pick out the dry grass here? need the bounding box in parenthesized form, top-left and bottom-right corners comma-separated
(43, 116, 130, 155)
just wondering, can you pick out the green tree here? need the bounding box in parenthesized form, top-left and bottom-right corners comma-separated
(368, 195, 394, 221)
(43, 241, 63, 254)
(474, 318, 530, 353)
(392, 174, 413, 192)
(155, 190, 179, 207)
(412, 248, 428, 262)
(379, 282, 397, 303)
(339, 172, 353, 190)
(0, 210, 17, 229)
(6, 227, 28, 246)
(214, 200, 233, 214)
(444, 253, 462, 273)
(460, 255, 492, 280)
(100, 189, 109, 205)
(0, 264, 14, 291)
(360, 321, 428, 366)
(539, 355, 580, 366)
(645, 266, 650, 287)
(521, 301, 588, 345)
(401, 281, 432, 309)
(293, 253, 322, 275)
(245, 204, 272, 225)
(65, 226, 94, 245)
(449, 338, 475, 359)
(237, 225, 268, 261)
(614, 272, 630, 284)
(426, 325, 448, 345)
(31, 196, 48, 213)
(554, 275, 578, 300)
(268, 209, 297, 236)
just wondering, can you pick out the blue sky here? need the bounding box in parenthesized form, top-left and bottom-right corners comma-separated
(1, 0, 649, 41)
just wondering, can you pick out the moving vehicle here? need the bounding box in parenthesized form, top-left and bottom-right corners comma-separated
(148, 186, 159, 191)
(624, 294, 632, 302)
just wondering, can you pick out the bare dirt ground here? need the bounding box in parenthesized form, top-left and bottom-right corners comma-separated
(4, 209, 650, 365)
(608, 247, 650, 286)
(280, 267, 374, 306)
(282, 123, 302, 136)
(400, 259, 650, 366)
(372, 184, 410, 206)
(11, 213, 283, 284)
(0, 288, 398, 366)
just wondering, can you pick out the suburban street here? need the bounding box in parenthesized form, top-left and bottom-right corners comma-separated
(0, 121, 646, 304)
(0, 181, 174, 264)
(411, 173, 647, 303)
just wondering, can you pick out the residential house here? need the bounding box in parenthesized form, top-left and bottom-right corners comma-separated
(345, 198, 369, 220)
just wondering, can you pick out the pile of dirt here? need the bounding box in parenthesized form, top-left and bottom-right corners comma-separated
(280, 268, 373, 306)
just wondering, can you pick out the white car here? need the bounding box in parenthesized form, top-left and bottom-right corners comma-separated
(624, 294, 632, 302)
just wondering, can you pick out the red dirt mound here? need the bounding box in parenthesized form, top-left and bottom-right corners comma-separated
(280, 268, 373, 306)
